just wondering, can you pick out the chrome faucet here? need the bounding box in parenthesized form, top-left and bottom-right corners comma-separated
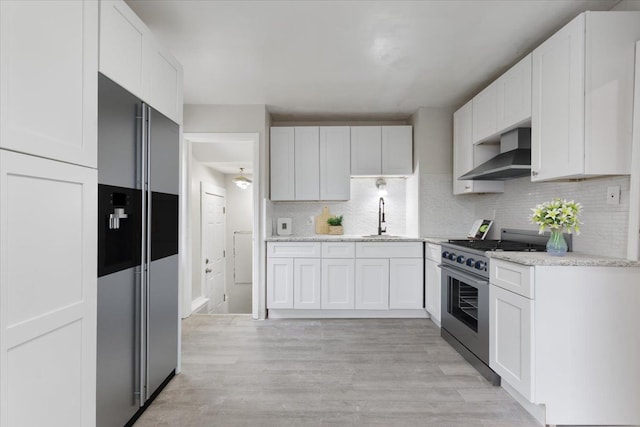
(378, 197, 386, 235)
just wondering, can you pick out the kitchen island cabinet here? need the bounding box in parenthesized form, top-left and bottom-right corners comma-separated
(488, 257, 640, 426)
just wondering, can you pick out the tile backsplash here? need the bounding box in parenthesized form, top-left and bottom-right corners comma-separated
(271, 178, 407, 236)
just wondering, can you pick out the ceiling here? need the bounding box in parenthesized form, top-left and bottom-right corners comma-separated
(127, 0, 621, 119)
(186, 134, 254, 174)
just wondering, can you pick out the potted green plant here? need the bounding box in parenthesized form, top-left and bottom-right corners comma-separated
(327, 215, 344, 235)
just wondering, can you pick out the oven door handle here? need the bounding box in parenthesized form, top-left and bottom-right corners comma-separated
(439, 264, 489, 287)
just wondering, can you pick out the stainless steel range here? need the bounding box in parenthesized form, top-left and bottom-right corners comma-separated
(439, 229, 570, 385)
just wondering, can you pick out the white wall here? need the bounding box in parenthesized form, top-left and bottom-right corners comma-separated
(224, 174, 253, 313)
(270, 178, 407, 236)
(190, 156, 224, 303)
(611, 1, 640, 11)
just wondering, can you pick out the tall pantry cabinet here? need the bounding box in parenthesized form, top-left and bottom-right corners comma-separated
(0, 2, 98, 427)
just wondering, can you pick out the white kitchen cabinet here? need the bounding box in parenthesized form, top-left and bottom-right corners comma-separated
(320, 127, 351, 200)
(489, 258, 640, 425)
(270, 127, 295, 201)
(350, 126, 413, 176)
(424, 244, 441, 326)
(489, 284, 534, 400)
(294, 127, 320, 200)
(389, 258, 423, 309)
(472, 81, 498, 144)
(350, 126, 382, 175)
(531, 12, 640, 181)
(1, 150, 97, 427)
(355, 259, 389, 310)
(0, 0, 98, 168)
(496, 54, 532, 132)
(266, 258, 294, 309)
(321, 259, 355, 309)
(99, 0, 183, 124)
(453, 102, 504, 195)
(293, 259, 321, 309)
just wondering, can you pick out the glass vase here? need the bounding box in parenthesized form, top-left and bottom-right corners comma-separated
(546, 229, 568, 256)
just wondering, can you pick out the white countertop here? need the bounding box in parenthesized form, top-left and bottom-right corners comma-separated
(487, 251, 640, 267)
(265, 235, 426, 242)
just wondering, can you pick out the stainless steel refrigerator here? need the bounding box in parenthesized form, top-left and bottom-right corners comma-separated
(97, 74, 179, 427)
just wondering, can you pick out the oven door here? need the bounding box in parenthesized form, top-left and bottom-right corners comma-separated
(440, 264, 489, 364)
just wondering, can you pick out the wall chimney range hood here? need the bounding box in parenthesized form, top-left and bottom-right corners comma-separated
(459, 128, 531, 180)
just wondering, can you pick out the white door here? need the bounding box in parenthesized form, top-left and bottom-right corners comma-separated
(321, 259, 355, 309)
(389, 258, 423, 309)
(269, 127, 295, 201)
(355, 258, 389, 310)
(201, 185, 226, 313)
(381, 126, 413, 175)
(266, 258, 294, 309)
(294, 126, 320, 200)
(0, 150, 97, 427)
(472, 81, 498, 143)
(293, 259, 321, 309)
(496, 53, 532, 131)
(319, 126, 350, 200)
(350, 126, 381, 175)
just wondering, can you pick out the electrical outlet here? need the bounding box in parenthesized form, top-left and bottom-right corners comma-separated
(607, 186, 620, 205)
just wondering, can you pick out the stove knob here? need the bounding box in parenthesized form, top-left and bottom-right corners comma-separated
(466, 258, 475, 267)
(475, 260, 486, 270)
(448, 253, 456, 261)
(442, 251, 450, 259)
(456, 255, 465, 264)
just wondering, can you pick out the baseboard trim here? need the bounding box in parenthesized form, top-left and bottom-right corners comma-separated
(501, 380, 546, 426)
(191, 296, 209, 314)
(268, 309, 428, 319)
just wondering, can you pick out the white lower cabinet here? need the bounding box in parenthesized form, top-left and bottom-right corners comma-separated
(355, 259, 389, 310)
(389, 258, 423, 309)
(293, 259, 321, 309)
(424, 243, 442, 325)
(321, 259, 355, 309)
(489, 284, 533, 400)
(266, 258, 294, 309)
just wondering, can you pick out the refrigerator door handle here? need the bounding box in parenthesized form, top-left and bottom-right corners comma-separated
(138, 103, 148, 406)
(144, 103, 152, 401)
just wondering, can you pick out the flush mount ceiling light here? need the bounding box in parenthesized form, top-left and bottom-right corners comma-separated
(376, 178, 387, 196)
(233, 168, 252, 190)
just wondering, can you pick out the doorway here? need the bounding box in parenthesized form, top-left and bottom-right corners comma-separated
(182, 133, 258, 315)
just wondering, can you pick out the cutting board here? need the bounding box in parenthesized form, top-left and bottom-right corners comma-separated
(315, 206, 332, 234)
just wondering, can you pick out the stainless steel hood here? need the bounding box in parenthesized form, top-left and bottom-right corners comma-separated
(459, 128, 531, 180)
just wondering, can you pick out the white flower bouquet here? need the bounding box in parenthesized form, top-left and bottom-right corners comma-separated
(530, 198, 582, 234)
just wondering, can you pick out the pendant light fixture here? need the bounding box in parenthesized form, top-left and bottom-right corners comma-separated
(233, 167, 252, 189)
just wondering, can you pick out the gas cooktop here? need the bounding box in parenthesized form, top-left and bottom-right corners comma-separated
(446, 239, 546, 252)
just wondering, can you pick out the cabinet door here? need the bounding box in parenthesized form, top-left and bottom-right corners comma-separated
(270, 127, 295, 201)
(320, 126, 350, 200)
(293, 259, 321, 309)
(497, 54, 532, 131)
(355, 259, 389, 310)
(267, 258, 294, 308)
(472, 81, 498, 143)
(382, 126, 413, 175)
(424, 258, 441, 325)
(389, 258, 423, 309)
(294, 127, 320, 200)
(1, 150, 97, 427)
(321, 259, 355, 309)
(0, 0, 98, 168)
(531, 14, 585, 181)
(489, 285, 534, 401)
(350, 126, 381, 175)
(142, 37, 184, 125)
(99, 0, 145, 99)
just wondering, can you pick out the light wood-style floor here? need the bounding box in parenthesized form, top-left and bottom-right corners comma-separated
(135, 315, 540, 427)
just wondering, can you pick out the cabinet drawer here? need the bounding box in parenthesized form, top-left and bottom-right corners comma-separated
(356, 242, 422, 258)
(267, 242, 321, 258)
(490, 259, 534, 299)
(321, 242, 355, 258)
(425, 243, 441, 262)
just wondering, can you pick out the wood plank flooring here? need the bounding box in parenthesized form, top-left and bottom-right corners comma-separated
(135, 316, 540, 427)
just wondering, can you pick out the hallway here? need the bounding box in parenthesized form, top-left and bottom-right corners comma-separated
(136, 316, 538, 426)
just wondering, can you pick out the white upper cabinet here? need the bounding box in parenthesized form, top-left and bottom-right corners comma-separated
(382, 126, 413, 175)
(320, 127, 351, 200)
(472, 81, 499, 143)
(453, 102, 504, 195)
(270, 126, 351, 201)
(0, 0, 98, 168)
(294, 127, 320, 200)
(351, 126, 413, 176)
(531, 12, 640, 181)
(99, 0, 183, 124)
(497, 54, 532, 131)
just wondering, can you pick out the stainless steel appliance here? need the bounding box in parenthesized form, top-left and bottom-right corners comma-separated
(97, 74, 179, 427)
(440, 229, 570, 385)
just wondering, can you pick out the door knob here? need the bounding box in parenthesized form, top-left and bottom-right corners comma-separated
(205, 268, 212, 273)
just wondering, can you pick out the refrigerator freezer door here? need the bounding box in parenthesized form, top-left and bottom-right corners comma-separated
(148, 108, 180, 195)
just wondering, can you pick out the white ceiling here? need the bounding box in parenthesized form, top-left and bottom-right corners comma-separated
(127, 0, 621, 119)
(186, 133, 254, 174)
